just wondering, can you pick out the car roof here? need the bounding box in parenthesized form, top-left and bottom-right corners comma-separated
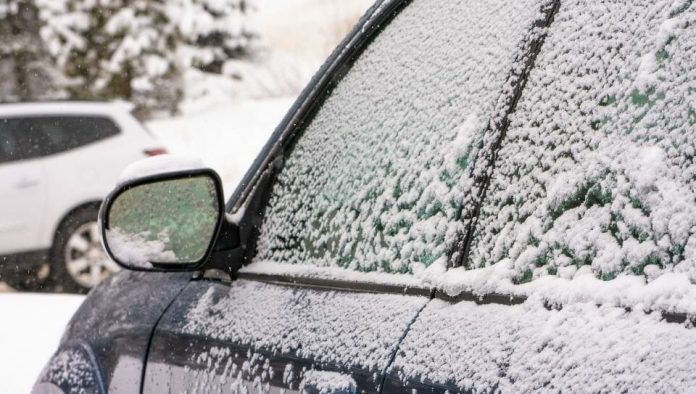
(0, 101, 134, 117)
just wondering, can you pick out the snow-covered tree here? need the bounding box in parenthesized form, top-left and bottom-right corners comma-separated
(0, 0, 65, 102)
(38, 0, 182, 116)
(170, 0, 260, 73)
(37, 0, 260, 115)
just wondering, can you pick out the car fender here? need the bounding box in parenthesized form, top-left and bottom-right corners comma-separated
(32, 343, 105, 394)
(34, 270, 192, 393)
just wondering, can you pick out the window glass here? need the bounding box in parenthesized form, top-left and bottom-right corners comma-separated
(0, 115, 120, 163)
(253, 0, 547, 274)
(0, 118, 45, 163)
(470, 1, 696, 282)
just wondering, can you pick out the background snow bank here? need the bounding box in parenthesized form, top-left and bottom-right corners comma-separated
(147, 97, 294, 198)
(0, 294, 84, 393)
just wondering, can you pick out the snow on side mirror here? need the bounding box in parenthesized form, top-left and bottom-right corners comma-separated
(99, 156, 227, 271)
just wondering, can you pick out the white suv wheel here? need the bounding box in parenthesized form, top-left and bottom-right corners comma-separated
(63, 221, 120, 289)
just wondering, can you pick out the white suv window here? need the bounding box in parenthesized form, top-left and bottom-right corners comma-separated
(253, 0, 547, 274)
(469, 0, 696, 282)
(0, 115, 120, 163)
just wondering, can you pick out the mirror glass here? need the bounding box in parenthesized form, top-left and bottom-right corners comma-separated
(105, 175, 220, 267)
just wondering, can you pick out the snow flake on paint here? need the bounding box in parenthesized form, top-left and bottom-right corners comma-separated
(182, 280, 428, 372)
(392, 299, 696, 392)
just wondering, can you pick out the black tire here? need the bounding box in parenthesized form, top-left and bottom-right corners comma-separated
(1, 260, 51, 292)
(50, 205, 114, 294)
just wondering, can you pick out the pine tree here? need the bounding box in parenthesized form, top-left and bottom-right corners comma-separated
(36, 0, 260, 115)
(171, 0, 260, 73)
(0, 0, 65, 102)
(39, 0, 182, 116)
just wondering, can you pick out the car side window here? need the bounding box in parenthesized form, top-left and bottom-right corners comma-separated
(0, 118, 44, 163)
(0, 115, 120, 163)
(469, 0, 696, 282)
(253, 0, 550, 274)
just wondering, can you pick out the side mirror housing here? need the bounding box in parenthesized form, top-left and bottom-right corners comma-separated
(99, 164, 235, 271)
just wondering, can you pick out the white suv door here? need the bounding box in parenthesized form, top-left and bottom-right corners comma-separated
(0, 121, 47, 255)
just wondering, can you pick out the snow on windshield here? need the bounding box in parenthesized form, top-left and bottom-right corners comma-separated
(469, 0, 696, 283)
(253, 0, 547, 274)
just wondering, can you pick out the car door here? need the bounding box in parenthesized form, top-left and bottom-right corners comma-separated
(385, 0, 696, 392)
(143, 0, 560, 392)
(0, 118, 47, 255)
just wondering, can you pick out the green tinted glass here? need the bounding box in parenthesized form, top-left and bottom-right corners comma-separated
(106, 176, 219, 267)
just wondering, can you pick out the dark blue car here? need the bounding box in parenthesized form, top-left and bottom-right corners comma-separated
(35, 0, 696, 392)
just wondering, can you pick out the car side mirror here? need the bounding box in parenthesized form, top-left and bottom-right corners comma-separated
(99, 167, 230, 271)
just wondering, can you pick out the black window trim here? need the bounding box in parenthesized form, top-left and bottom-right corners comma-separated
(453, 0, 561, 267)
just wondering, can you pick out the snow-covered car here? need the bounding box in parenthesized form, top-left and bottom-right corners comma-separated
(35, 0, 696, 392)
(0, 102, 166, 293)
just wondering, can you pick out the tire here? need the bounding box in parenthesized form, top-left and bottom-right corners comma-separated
(1, 260, 51, 292)
(50, 205, 120, 293)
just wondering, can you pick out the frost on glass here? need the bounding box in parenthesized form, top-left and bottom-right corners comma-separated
(470, 0, 696, 282)
(254, 0, 547, 274)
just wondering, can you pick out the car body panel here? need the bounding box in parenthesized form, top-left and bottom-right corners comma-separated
(0, 158, 47, 253)
(386, 298, 696, 392)
(143, 279, 428, 393)
(34, 270, 192, 393)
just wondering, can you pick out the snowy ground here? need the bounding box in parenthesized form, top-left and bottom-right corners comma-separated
(148, 97, 295, 198)
(0, 294, 85, 393)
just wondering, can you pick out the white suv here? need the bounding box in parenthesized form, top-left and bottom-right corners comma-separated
(0, 102, 166, 292)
